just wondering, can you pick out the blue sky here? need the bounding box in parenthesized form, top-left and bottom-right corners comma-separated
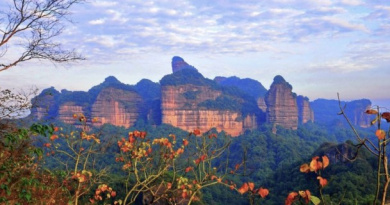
(0, 0, 389, 107)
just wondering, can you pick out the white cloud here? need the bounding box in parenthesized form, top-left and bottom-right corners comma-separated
(339, 0, 363, 6)
(89, 18, 106, 25)
(91, 1, 118, 7)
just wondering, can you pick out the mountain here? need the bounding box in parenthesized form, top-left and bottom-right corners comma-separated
(311, 98, 372, 127)
(265, 75, 299, 131)
(29, 56, 372, 135)
(160, 69, 260, 136)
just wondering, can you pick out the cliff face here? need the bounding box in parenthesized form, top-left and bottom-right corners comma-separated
(29, 57, 374, 135)
(161, 84, 257, 136)
(58, 102, 84, 124)
(347, 100, 372, 128)
(257, 98, 267, 113)
(311, 99, 372, 127)
(297, 95, 314, 124)
(91, 87, 142, 128)
(265, 76, 298, 131)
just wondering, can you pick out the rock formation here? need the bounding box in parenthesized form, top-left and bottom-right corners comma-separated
(265, 75, 298, 131)
(29, 57, 374, 135)
(171, 56, 197, 73)
(91, 87, 142, 128)
(257, 98, 267, 113)
(161, 84, 256, 136)
(297, 95, 314, 124)
(58, 102, 84, 124)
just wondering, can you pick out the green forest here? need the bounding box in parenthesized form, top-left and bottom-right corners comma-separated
(2, 99, 390, 204)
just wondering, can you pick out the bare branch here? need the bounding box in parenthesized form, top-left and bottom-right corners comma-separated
(0, 0, 85, 72)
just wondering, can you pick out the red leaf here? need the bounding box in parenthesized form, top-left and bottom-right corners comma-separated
(382, 112, 390, 122)
(285, 192, 298, 205)
(185, 166, 193, 173)
(258, 187, 269, 198)
(183, 139, 189, 146)
(193, 129, 201, 136)
(317, 176, 328, 187)
(365, 109, 378, 115)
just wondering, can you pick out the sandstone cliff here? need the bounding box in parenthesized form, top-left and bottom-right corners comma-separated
(160, 68, 259, 136)
(297, 95, 314, 124)
(265, 75, 298, 131)
(58, 102, 84, 124)
(91, 87, 142, 128)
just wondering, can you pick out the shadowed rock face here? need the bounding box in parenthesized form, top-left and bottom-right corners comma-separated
(265, 75, 298, 131)
(297, 95, 314, 124)
(171, 56, 197, 73)
(310, 98, 372, 127)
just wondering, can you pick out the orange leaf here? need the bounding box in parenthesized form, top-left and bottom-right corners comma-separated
(235, 164, 240, 171)
(183, 139, 189, 146)
(310, 156, 322, 172)
(258, 187, 269, 198)
(376, 129, 386, 140)
(238, 183, 249, 194)
(305, 190, 311, 203)
(248, 182, 255, 191)
(299, 190, 311, 203)
(176, 148, 184, 155)
(382, 112, 390, 122)
(365, 109, 378, 115)
(167, 182, 172, 189)
(322, 155, 329, 169)
(300, 163, 310, 173)
(50, 135, 58, 141)
(317, 176, 328, 187)
(181, 190, 188, 198)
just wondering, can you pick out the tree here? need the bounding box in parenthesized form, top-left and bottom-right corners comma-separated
(0, 0, 84, 72)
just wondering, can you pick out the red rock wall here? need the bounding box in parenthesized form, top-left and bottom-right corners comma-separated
(265, 84, 298, 130)
(91, 87, 142, 128)
(161, 85, 256, 136)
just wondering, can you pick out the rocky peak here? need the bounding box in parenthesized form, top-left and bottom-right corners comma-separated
(171, 56, 197, 73)
(104, 76, 121, 84)
(265, 75, 298, 132)
(297, 95, 314, 124)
